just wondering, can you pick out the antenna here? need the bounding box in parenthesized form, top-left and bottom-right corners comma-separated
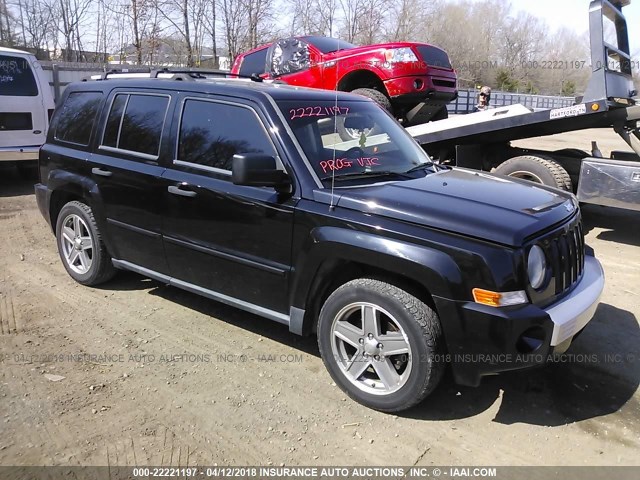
(329, 34, 340, 210)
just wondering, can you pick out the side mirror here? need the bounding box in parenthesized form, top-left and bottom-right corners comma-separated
(232, 153, 290, 190)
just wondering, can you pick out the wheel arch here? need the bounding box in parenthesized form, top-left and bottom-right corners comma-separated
(337, 69, 387, 95)
(290, 227, 463, 335)
(47, 171, 114, 255)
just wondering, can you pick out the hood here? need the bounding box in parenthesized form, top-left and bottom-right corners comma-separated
(327, 42, 426, 56)
(324, 168, 577, 246)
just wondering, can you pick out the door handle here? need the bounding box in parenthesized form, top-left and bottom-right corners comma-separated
(92, 167, 113, 177)
(168, 185, 197, 197)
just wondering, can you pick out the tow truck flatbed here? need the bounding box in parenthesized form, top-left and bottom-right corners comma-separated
(405, 0, 640, 211)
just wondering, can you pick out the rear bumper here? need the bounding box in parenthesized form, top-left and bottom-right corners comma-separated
(434, 254, 604, 387)
(0, 146, 40, 162)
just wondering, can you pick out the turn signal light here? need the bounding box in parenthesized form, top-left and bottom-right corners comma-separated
(472, 288, 528, 307)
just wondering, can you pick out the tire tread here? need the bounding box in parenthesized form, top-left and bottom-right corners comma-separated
(496, 155, 572, 191)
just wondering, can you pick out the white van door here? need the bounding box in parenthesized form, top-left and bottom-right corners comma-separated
(0, 52, 49, 153)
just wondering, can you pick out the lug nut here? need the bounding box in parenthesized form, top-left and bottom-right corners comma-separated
(377, 343, 383, 349)
(368, 333, 374, 339)
(359, 338, 364, 344)
(374, 355, 380, 361)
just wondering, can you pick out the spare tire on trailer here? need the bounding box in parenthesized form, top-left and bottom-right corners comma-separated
(493, 155, 573, 191)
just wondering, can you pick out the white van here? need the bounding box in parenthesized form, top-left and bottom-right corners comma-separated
(0, 46, 55, 169)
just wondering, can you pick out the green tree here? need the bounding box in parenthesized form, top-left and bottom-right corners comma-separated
(496, 69, 520, 92)
(561, 80, 577, 96)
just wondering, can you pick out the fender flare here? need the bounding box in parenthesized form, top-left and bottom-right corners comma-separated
(46, 170, 114, 254)
(289, 226, 464, 334)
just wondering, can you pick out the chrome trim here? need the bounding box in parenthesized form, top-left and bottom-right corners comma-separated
(111, 259, 290, 325)
(98, 145, 158, 162)
(173, 159, 231, 176)
(545, 255, 604, 346)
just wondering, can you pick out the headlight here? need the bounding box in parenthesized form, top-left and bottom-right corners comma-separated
(527, 245, 547, 289)
(384, 48, 418, 64)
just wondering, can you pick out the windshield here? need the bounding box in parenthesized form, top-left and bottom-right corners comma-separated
(277, 99, 434, 184)
(303, 36, 356, 54)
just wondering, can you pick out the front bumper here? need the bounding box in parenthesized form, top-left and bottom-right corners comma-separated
(0, 146, 40, 162)
(384, 75, 457, 104)
(434, 254, 604, 387)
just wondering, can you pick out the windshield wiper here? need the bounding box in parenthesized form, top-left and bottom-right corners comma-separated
(404, 162, 436, 174)
(404, 161, 450, 174)
(322, 170, 409, 182)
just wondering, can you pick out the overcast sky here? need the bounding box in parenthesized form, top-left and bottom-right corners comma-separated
(505, 0, 640, 55)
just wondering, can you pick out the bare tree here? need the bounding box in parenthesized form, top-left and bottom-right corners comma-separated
(386, 0, 433, 42)
(158, 0, 193, 66)
(287, 0, 337, 37)
(354, 0, 385, 44)
(0, 0, 17, 45)
(201, 0, 219, 68)
(217, 0, 246, 62)
(17, 0, 54, 55)
(339, 0, 366, 43)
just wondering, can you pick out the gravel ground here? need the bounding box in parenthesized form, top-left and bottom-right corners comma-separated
(0, 130, 638, 468)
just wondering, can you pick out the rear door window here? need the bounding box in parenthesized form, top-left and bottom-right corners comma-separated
(0, 54, 38, 96)
(101, 93, 170, 159)
(54, 91, 103, 146)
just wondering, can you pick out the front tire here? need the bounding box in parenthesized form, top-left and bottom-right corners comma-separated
(318, 279, 445, 412)
(337, 88, 391, 141)
(55, 201, 116, 286)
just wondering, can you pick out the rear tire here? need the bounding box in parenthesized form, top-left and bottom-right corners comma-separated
(493, 155, 572, 191)
(55, 201, 116, 286)
(317, 278, 445, 412)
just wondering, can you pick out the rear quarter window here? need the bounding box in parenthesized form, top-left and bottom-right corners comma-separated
(54, 91, 104, 146)
(0, 54, 39, 96)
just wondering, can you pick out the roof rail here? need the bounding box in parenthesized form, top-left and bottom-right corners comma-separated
(150, 67, 264, 82)
(82, 67, 264, 83)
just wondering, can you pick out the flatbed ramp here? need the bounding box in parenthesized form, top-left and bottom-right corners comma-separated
(408, 103, 640, 152)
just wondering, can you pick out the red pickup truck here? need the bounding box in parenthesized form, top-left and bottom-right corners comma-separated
(231, 36, 458, 137)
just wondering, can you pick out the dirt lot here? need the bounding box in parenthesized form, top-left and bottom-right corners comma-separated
(0, 130, 639, 468)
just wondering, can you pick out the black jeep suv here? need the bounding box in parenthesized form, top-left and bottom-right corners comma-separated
(35, 75, 604, 412)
